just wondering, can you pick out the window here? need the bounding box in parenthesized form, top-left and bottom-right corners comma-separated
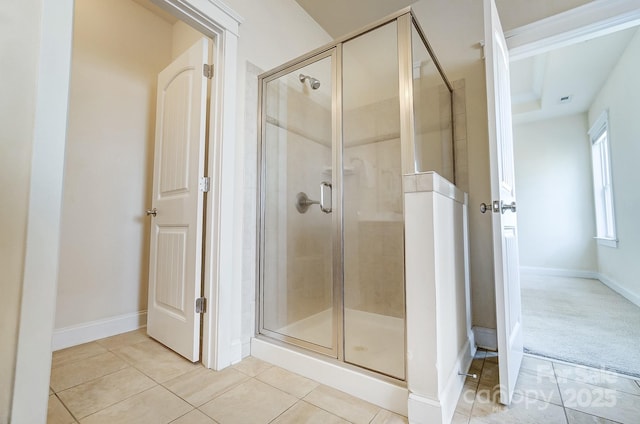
(588, 111, 617, 247)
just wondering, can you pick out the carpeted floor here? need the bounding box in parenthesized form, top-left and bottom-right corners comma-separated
(521, 274, 640, 379)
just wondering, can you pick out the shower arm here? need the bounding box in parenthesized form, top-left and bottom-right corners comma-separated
(295, 192, 319, 214)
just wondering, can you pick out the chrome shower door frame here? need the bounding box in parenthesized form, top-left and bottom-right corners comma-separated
(256, 7, 453, 378)
(257, 47, 342, 359)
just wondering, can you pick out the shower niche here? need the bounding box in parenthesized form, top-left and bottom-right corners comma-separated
(257, 8, 456, 384)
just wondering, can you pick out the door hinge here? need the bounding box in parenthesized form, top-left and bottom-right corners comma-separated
(195, 297, 207, 314)
(203, 64, 214, 79)
(199, 176, 210, 193)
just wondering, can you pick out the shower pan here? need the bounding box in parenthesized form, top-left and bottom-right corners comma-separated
(257, 8, 454, 383)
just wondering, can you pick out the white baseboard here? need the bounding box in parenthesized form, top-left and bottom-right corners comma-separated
(473, 326, 497, 351)
(519, 266, 598, 279)
(52, 311, 147, 351)
(520, 267, 640, 308)
(599, 273, 640, 308)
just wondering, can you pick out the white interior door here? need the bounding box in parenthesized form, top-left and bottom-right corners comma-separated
(147, 38, 209, 362)
(483, 0, 524, 405)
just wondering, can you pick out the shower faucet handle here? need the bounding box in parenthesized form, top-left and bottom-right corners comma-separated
(295, 192, 319, 214)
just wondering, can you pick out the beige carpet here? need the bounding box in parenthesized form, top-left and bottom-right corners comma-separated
(521, 274, 640, 378)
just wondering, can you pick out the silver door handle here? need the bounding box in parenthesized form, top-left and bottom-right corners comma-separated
(480, 201, 516, 214)
(320, 181, 332, 214)
(480, 201, 499, 213)
(501, 201, 516, 214)
(146, 208, 157, 217)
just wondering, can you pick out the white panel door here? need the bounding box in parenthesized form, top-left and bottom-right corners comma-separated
(483, 0, 524, 405)
(147, 38, 209, 362)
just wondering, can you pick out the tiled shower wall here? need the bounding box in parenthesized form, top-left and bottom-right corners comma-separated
(343, 99, 404, 319)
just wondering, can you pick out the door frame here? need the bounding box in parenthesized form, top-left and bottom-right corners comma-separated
(12, 0, 242, 421)
(488, 0, 640, 361)
(152, 0, 245, 372)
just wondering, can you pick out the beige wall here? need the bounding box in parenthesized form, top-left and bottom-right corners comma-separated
(514, 114, 598, 272)
(588, 27, 640, 302)
(457, 63, 495, 330)
(171, 20, 204, 60)
(0, 2, 43, 420)
(55, 0, 174, 331)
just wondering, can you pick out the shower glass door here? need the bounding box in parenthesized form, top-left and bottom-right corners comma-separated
(259, 51, 337, 355)
(259, 20, 407, 380)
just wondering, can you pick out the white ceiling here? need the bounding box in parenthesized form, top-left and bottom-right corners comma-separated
(292, 0, 636, 124)
(511, 26, 638, 124)
(293, 0, 594, 39)
(294, 0, 417, 38)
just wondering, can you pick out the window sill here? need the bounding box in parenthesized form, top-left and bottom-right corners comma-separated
(595, 237, 618, 248)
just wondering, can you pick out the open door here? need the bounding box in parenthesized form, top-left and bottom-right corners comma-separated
(146, 38, 209, 362)
(483, 0, 524, 405)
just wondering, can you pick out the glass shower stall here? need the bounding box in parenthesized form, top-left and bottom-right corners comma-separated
(257, 8, 453, 381)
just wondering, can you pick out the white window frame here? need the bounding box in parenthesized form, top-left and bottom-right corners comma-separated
(588, 110, 617, 248)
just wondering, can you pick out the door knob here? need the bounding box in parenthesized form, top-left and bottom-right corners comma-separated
(480, 200, 516, 214)
(480, 201, 498, 213)
(501, 201, 516, 214)
(146, 208, 157, 217)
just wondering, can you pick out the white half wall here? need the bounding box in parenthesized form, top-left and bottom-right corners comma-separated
(588, 27, 640, 305)
(513, 113, 598, 273)
(404, 172, 474, 424)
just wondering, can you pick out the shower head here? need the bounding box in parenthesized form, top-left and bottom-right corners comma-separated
(299, 73, 321, 90)
(309, 78, 320, 90)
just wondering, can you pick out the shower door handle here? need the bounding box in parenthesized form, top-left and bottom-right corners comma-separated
(320, 181, 332, 213)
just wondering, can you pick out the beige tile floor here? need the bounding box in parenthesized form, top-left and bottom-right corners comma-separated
(48, 330, 640, 423)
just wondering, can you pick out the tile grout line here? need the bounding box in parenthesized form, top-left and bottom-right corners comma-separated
(54, 392, 80, 424)
(301, 386, 382, 423)
(58, 380, 157, 422)
(551, 361, 571, 424)
(51, 347, 110, 371)
(166, 407, 199, 424)
(74, 384, 161, 422)
(158, 369, 249, 411)
(466, 350, 486, 418)
(55, 336, 171, 421)
(53, 362, 134, 394)
(264, 393, 299, 424)
(367, 408, 384, 424)
(554, 362, 629, 424)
